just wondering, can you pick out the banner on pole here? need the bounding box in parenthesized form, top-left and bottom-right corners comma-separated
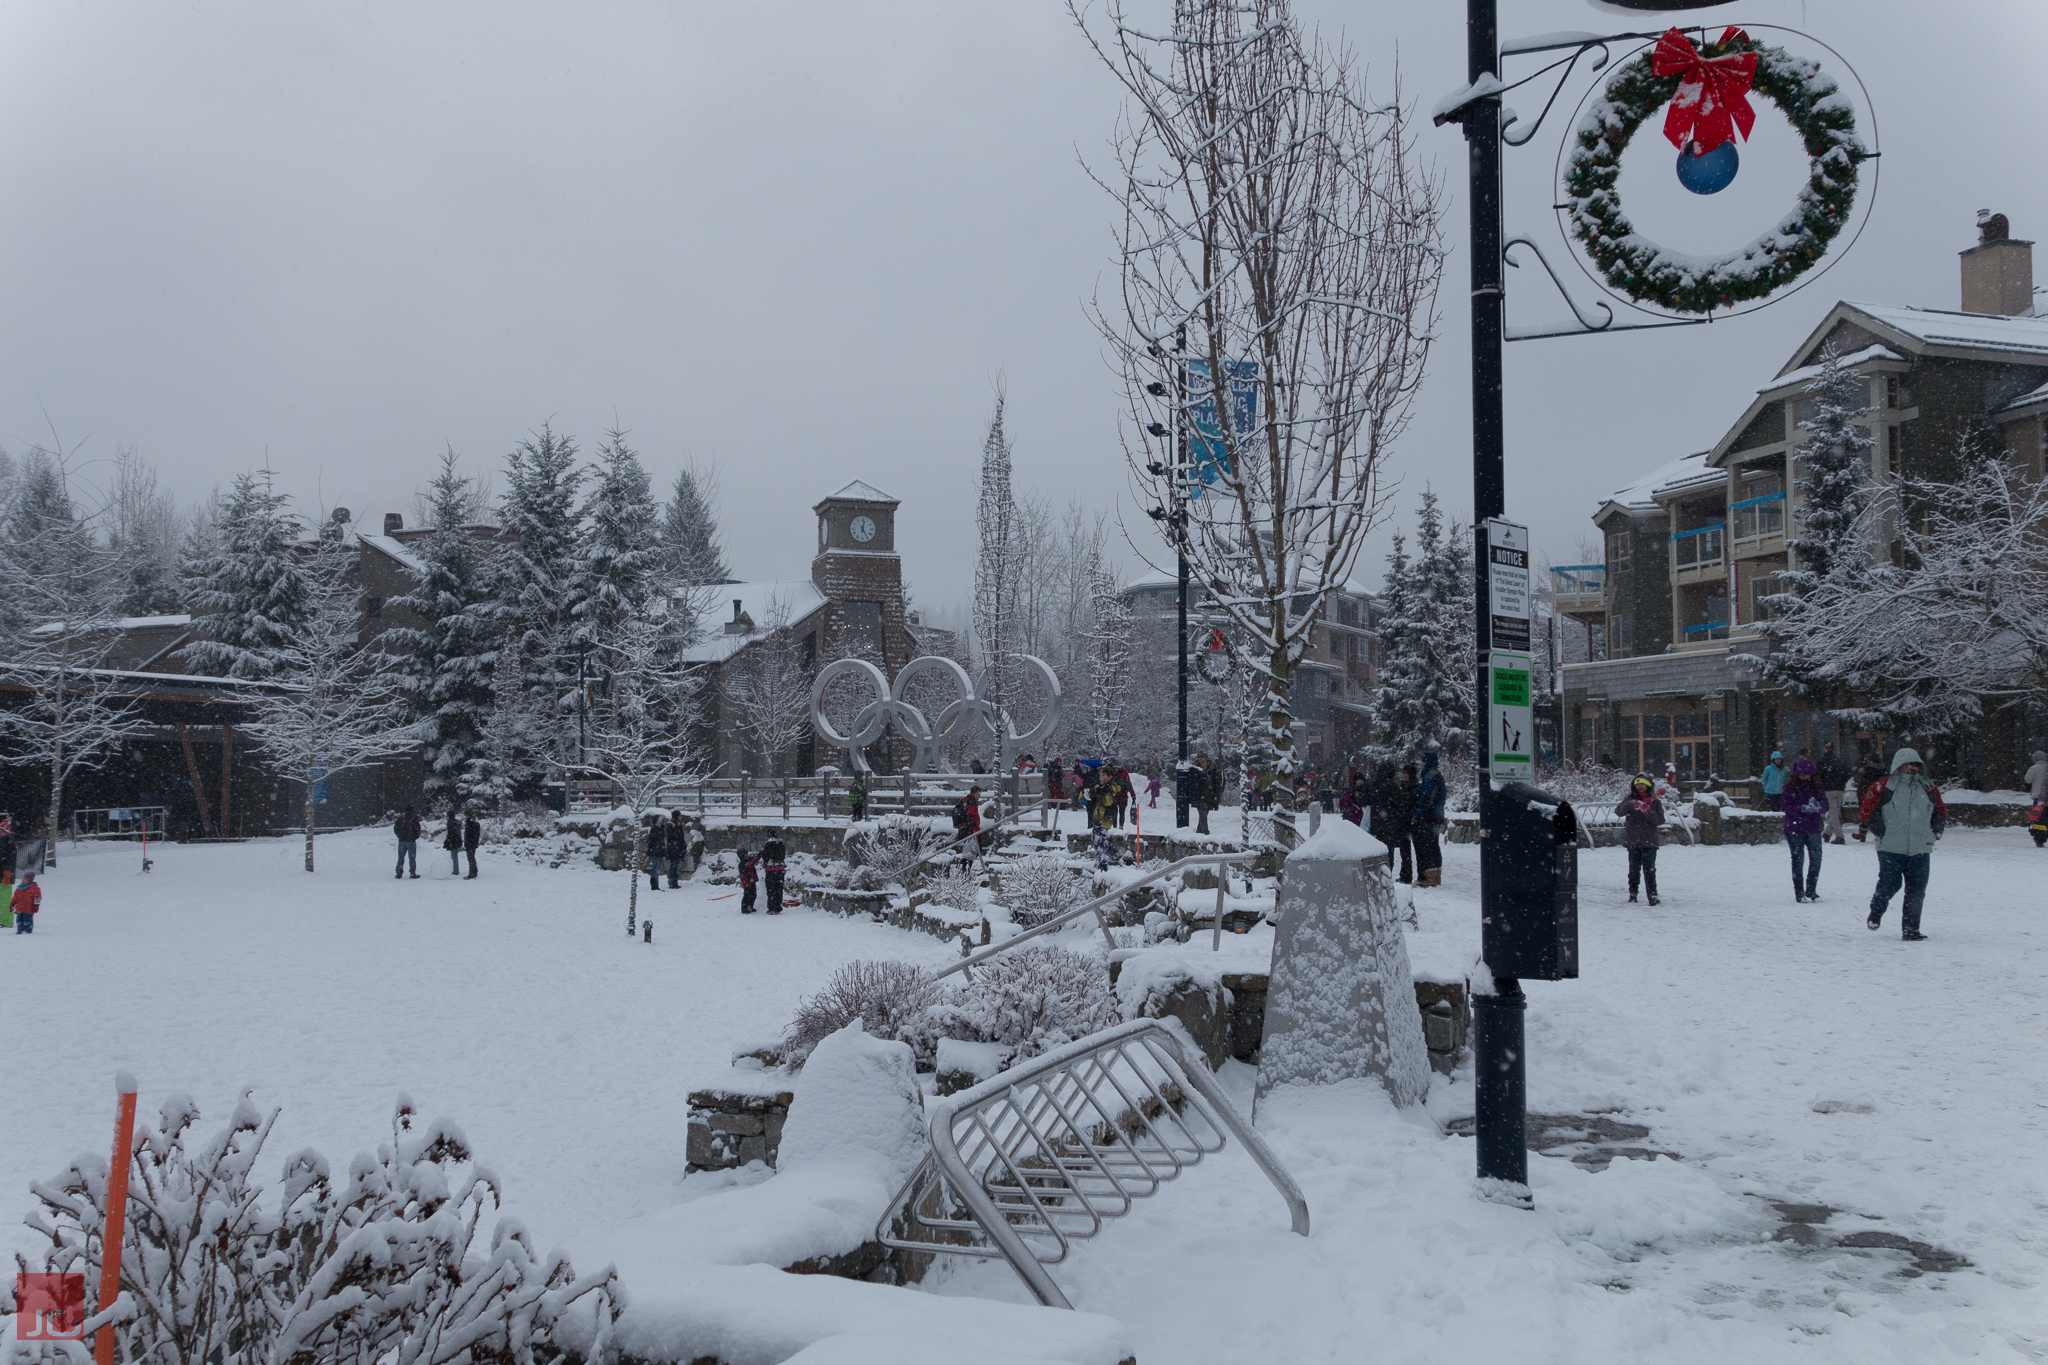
(1186, 359, 1257, 498)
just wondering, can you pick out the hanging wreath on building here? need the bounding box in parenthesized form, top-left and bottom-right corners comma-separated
(1193, 627, 1234, 685)
(1562, 27, 1868, 315)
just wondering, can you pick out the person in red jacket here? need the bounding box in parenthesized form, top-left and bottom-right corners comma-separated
(953, 786, 984, 856)
(12, 872, 41, 934)
(737, 848, 759, 914)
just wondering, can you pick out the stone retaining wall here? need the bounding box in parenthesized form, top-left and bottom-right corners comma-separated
(685, 1083, 794, 1172)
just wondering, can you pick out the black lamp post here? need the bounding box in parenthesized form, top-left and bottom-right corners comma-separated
(1442, 0, 1738, 1201)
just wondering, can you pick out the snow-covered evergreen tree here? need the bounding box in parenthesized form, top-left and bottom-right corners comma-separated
(238, 531, 409, 870)
(1367, 531, 1425, 764)
(973, 392, 1019, 717)
(107, 449, 186, 617)
(493, 423, 584, 785)
(567, 428, 659, 660)
(181, 471, 311, 680)
(386, 452, 506, 814)
(1762, 344, 1877, 698)
(657, 460, 728, 586)
(1084, 565, 1132, 755)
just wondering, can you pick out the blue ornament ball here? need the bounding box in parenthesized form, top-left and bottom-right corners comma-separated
(1675, 139, 1740, 195)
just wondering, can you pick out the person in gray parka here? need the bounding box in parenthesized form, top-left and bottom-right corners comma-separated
(1859, 747, 1947, 940)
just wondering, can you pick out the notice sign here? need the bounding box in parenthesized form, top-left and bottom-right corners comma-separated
(1486, 519, 1531, 654)
(1490, 650, 1535, 781)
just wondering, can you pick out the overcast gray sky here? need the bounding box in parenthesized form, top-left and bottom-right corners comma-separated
(2, 0, 2041, 610)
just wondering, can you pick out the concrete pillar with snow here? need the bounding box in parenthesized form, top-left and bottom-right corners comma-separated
(1253, 819, 1430, 1115)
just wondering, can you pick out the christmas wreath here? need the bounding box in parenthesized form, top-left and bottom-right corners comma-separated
(1193, 627, 1233, 685)
(1562, 28, 1868, 315)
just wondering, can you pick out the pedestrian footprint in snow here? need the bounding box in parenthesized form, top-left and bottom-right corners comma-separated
(1615, 774, 1664, 906)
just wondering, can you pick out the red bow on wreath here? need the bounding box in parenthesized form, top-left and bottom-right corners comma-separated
(1652, 27, 1758, 155)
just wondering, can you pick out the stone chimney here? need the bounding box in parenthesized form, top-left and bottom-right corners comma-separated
(383, 512, 404, 536)
(723, 598, 754, 635)
(1960, 211, 2034, 316)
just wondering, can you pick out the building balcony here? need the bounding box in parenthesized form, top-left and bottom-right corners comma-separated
(1550, 564, 1606, 620)
(1729, 492, 1786, 560)
(1670, 524, 1725, 585)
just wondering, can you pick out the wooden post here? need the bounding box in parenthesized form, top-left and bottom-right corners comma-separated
(96, 1074, 139, 1365)
(219, 725, 233, 838)
(739, 773, 749, 820)
(179, 724, 212, 833)
(780, 775, 790, 820)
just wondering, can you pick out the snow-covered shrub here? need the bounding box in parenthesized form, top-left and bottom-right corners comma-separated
(822, 860, 890, 893)
(8, 1091, 619, 1365)
(997, 854, 1090, 928)
(785, 960, 944, 1071)
(933, 945, 1118, 1061)
(849, 813, 950, 887)
(928, 863, 983, 918)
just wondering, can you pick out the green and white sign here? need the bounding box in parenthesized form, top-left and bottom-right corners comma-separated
(1489, 650, 1534, 781)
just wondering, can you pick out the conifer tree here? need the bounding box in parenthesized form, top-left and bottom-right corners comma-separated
(387, 452, 505, 814)
(1367, 531, 1426, 764)
(181, 471, 311, 679)
(567, 428, 659, 660)
(1762, 345, 1877, 698)
(974, 393, 1019, 715)
(658, 461, 729, 586)
(493, 423, 584, 783)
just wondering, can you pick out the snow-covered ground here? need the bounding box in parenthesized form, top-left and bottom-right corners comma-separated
(7, 825, 2045, 1362)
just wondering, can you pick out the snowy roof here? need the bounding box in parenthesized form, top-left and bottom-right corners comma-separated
(1783, 302, 2048, 371)
(678, 581, 830, 665)
(356, 533, 425, 575)
(1995, 379, 2048, 418)
(819, 479, 897, 506)
(29, 613, 192, 637)
(1759, 344, 1906, 396)
(1598, 451, 1713, 517)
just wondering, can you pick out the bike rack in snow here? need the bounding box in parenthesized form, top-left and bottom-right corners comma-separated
(877, 1018, 1310, 1309)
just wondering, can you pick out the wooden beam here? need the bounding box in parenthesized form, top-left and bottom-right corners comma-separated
(180, 723, 213, 832)
(220, 724, 233, 837)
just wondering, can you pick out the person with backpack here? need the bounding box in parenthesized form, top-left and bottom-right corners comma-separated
(666, 811, 690, 886)
(442, 808, 463, 876)
(1615, 774, 1664, 905)
(462, 812, 482, 880)
(952, 785, 983, 857)
(846, 772, 868, 824)
(1781, 756, 1830, 903)
(762, 831, 788, 913)
(1111, 765, 1131, 830)
(1411, 752, 1447, 887)
(737, 847, 759, 914)
(394, 805, 422, 879)
(1861, 748, 1946, 940)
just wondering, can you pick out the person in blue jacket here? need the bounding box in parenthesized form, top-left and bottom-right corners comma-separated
(1758, 750, 1788, 810)
(1412, 752, 1448, 887)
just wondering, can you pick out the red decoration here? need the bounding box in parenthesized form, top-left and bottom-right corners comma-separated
(1651, 27, 1757, 155)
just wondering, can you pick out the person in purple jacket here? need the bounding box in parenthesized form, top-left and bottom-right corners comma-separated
(1614, 774, 1664, 905)
(1781, 755, 1831, 903)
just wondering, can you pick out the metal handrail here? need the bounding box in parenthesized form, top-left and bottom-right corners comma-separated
(932, 851, 1250, 980)
(876, 1018, 1309, 1309)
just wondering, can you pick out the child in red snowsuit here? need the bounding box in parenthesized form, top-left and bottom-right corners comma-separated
(738, 849, 759, 914)
(12, 874, 41, 934)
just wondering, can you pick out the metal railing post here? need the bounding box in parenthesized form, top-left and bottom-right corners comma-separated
(781, 776, 790, 820)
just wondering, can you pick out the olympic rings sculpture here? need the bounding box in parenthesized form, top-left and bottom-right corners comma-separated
(810, 654, 1062, 774)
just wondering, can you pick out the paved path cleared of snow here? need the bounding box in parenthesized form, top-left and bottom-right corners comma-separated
(7, 825, 2046, 1362)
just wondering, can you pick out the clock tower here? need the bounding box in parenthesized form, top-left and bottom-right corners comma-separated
(812, 480, 910, 674)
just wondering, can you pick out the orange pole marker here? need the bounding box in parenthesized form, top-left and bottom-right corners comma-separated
(96, 1073, 138, 1365)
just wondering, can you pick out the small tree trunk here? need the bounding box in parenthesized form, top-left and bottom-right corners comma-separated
(627, 828, 641, 936)
(1267, 651, 1298, 848)
(304, 759, 317, 872)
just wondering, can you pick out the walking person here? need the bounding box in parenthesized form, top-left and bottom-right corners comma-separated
(646, 814, 669, 892)
(762, 831, 788, 913)
(846, 771, 867, 824)
(1368, 761, 1413, 884)
(1781, 757, 1830, 902)
(1111, 765, 1131, 830)
(394, 804, 422, 879)
(1861, 748, 1945, 940)
(1046, 758, 1065, 811)
(738, 847, 759, 914)
(1616, 774, 1664, 905)
(1817, 742, 1852, 845)
(462, 811, 481, 880)
(11, 872, 39, 934)
(1758, 750, 1787, 811)
(2025, 750, 2048, 805)
(1146, 770, 1161, 808)
(1411, 752, 1447, 888)
(1193, 753, 1218, 836)
(442, 808, 462, 876)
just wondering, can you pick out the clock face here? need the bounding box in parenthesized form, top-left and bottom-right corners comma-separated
(849, 515, 877, 544)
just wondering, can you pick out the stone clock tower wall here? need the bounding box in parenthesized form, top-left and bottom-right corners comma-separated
(810, 481, 915, 682)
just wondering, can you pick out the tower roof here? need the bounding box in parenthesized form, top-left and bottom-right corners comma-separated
(817, 479, 898, 508)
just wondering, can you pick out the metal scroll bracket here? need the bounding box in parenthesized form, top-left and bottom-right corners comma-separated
(1503, 236, 1708, 343)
